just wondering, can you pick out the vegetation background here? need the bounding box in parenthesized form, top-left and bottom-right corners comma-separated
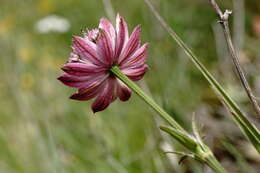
(0, 0, 260, 172)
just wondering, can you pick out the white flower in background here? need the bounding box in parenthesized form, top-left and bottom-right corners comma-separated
(35, 15, 70, 33)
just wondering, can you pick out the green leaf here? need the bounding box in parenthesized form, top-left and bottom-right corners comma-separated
(160, 126, 197, 152)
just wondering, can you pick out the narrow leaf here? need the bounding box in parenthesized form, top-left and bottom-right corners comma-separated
(192, 113, 204, 147)
(160, 126, 197, 152)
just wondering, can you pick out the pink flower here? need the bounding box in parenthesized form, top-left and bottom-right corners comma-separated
(58, 14, 149, 113)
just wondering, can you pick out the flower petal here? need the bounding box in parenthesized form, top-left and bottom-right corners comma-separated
(120, 43, 149, 68)
(70, 78, 108, 101)
(99, 18, 116, 53)
(118, 25, 141, 64)
(121, 64, 148, 81)
(99, 18, 116, 40)
(58, 73, 86, 88)
(77, 74, 108, 93)
(115, 14, 129, 60)
(116, 80, 132, 101)
(70, 83, 103, 101)
(96, 29, 114, 66)
(61, 63, 106, 77)
(72, 36, 104, 65)
(91, 77, 116, 113)
(58, 73, 108, 88)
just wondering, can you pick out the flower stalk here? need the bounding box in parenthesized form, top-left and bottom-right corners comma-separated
(110, 65, 184, 131)
(110, 65, 228, 173)
(204, 153, 229, 173)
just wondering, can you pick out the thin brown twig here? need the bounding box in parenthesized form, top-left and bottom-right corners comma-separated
(208, 0, 223, 16)
(207, 0, 260, 118)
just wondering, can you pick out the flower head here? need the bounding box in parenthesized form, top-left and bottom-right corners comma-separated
(58, 14, 149, 113)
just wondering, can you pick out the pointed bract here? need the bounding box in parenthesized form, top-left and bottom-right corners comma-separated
(99, 18, 116, 40)
(70, 84, 102, 101)
(122, 64, 149, 81)
(115, 14, 129, 59)
(99, 18, 116, 52)
(72, 36, 103, 65)
(96, 29, 114, 66)
(117, 80, 132, 101)
(120, 43, 149, 68)
(62, 63, 105, 76)
(118, 25, 141, 64)
(91, 78, 116, 113)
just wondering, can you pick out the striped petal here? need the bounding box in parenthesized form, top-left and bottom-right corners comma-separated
(99, 18, 116, 53)
(77, 74, 108, 93)
(96, 29, 114, 66)
(58, 73, 86, 88)
(58, 73, 107, 88)
(91, 77, 116, 113)
(120, 43, 149, 68)
(61, 63, 106, 77)
(116, 80, 132, 101)
(70, 83, 104, 101)
(99, 18, 116, 40)
(121, 64, 148, 81)
(72, 36, 104, 66)
(115, 14, 129, 60)
(118, 25, 141, 64)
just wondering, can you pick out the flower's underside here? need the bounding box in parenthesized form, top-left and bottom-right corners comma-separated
(58, 14, 149, 112)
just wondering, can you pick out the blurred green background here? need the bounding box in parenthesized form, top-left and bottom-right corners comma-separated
(0, 0, 260, 172)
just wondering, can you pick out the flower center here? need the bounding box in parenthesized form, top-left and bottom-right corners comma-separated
(85, 29, 99, 43)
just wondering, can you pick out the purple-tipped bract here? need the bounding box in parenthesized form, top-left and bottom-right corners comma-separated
(58, 14, 149, 113)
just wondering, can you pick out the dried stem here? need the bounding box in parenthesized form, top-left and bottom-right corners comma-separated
(207, 0, 260, 118)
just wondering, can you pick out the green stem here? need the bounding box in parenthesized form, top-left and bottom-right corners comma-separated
(110, 66, 228, 173)
(110, 66, 184, 131)
(205, 155, 228, 173)
(196, 144, 228, 173)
